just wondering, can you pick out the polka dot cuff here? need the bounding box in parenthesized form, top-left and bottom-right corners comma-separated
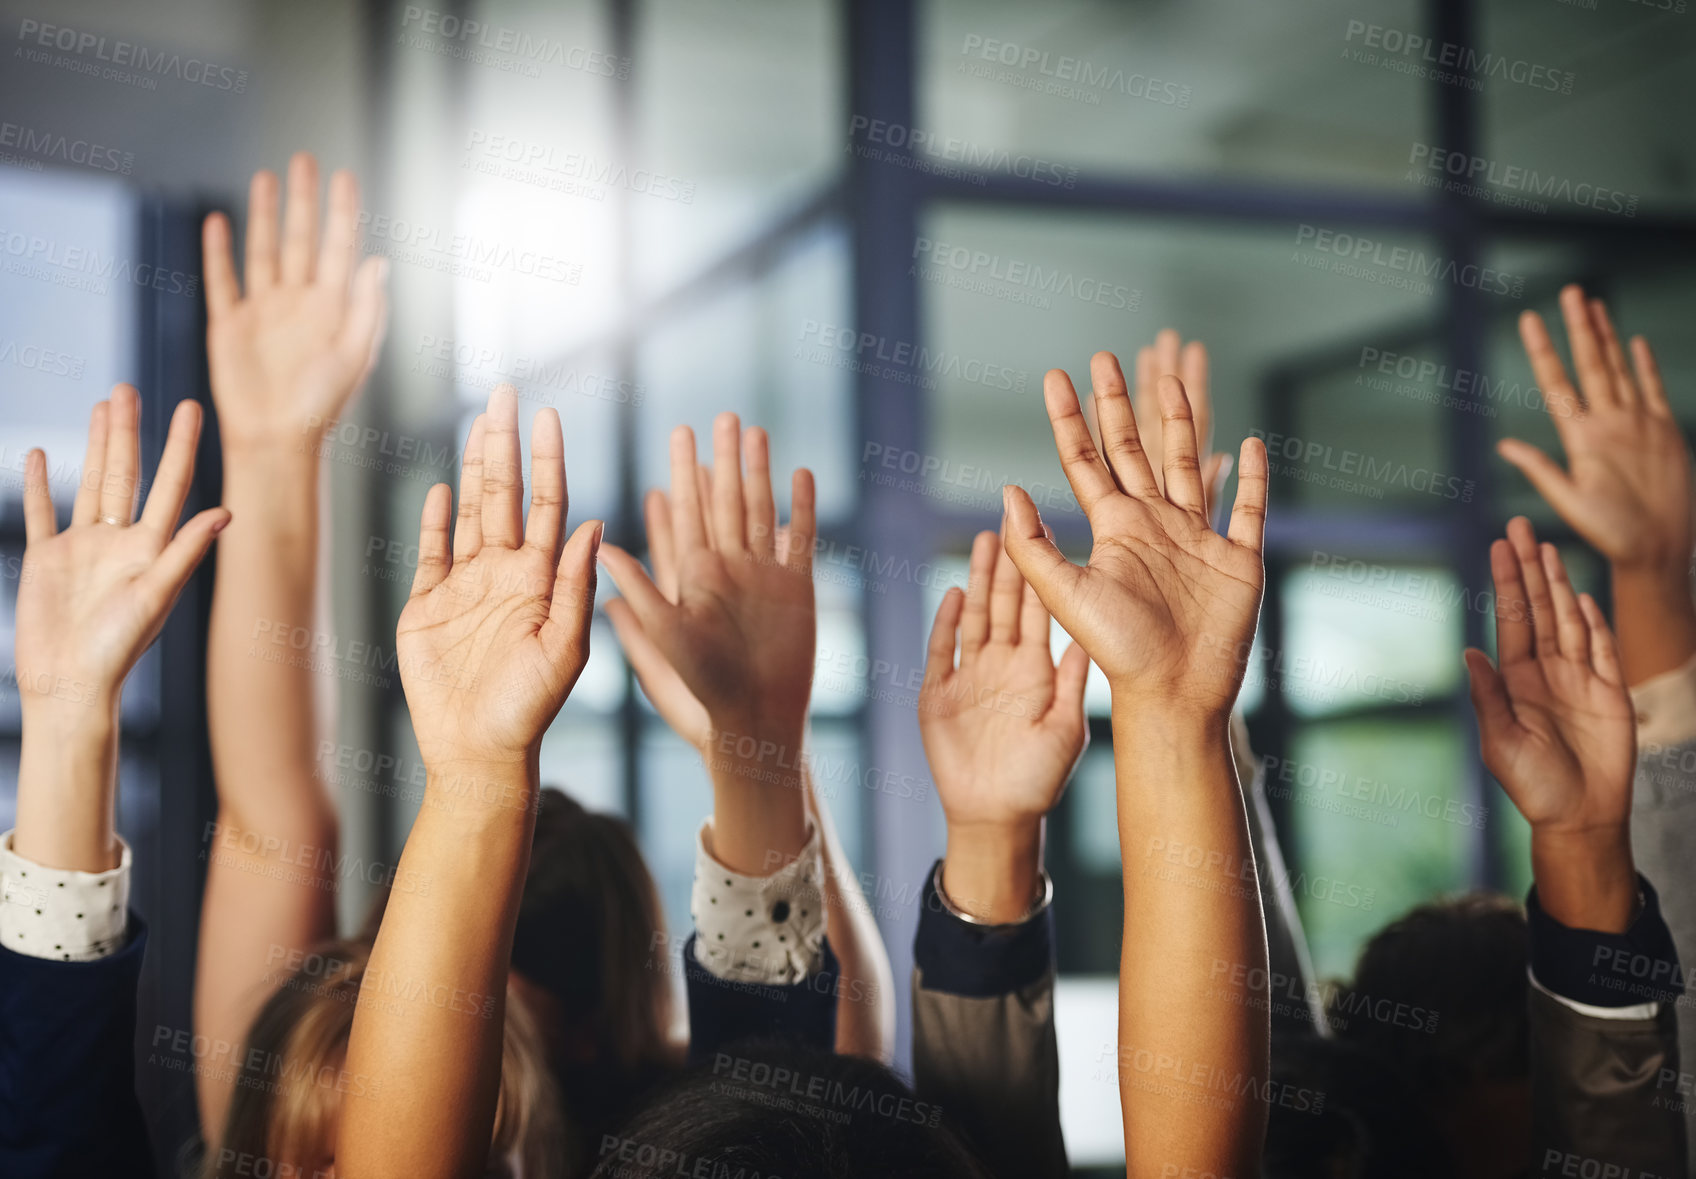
(0, 830, 130, 962)
(690, 820, 826, 985)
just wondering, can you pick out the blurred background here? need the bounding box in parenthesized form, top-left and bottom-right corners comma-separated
(0, 0, 1693, 1172)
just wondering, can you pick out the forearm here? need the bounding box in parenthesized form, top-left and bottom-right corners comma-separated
(809, 772, 895, 1062)
(339, 759, 537, 1179)
(1112, 706, 1268, 1178)
(207, 446, 337, 837)
(1612, 564, 1696, 688)
(13, 700, 120, 871)
(702, 724, 808, 875)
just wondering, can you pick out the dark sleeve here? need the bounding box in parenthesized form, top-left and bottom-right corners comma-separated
(683, 933, 839, 1067)
(1527, 877, 1688, 1178)
(0, 915, 156, 1179)
(911, 862, 1067, 1179)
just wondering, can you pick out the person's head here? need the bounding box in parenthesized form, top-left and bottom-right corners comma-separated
(589, 1039, 992, 1179)
(1328, 893, 1530, 1179)
(511, 789, 675, 1073)
(209, 937, 564, 1179)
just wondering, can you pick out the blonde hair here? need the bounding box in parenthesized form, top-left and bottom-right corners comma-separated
(208, 938, 564, 1179)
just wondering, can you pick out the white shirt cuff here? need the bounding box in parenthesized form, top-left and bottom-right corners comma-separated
(1632, 651, 1696, 751)
(1528, 969, 1660, 1021)
(690, 820, 826, 985)
(0, 830, 131, 961)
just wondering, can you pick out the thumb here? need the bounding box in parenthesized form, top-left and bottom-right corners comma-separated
(1464, 647, 1519, 768)
(1001, 485, 1082, 617)
(138, 507, 231, 614)
(1497, 439, 1585, 527)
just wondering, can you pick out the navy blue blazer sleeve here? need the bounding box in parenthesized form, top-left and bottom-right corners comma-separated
(682, 933, 840, 1067)
(0, 914, 155, 1179)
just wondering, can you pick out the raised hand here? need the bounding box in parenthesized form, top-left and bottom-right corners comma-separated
(1501, 284, 1695, 686)
(599, 413, 816, 748)
(598, 413, 816, 872)
(16, 386, 230, 714)
(922, 530, 1089, 826)
(203, 152, 388, 449)
(1465, 517, 1634, 833)
(396, 388, 601, 775)
(920, 529, 1089, 921)
(601, 488, 712, 751)
(1464, 517, 1636, 930)
(1004, 352, 1268, 718)
(14, 384, 230, 868)
(1502, 285, 1689, 571)
(1129, 329, 1230, 512)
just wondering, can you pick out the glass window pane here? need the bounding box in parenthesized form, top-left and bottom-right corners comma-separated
(1285, 718, 1471, 979)
(920, 0, 1428, 190)
(633, 0, 842, 295)
(1278, 563, 1463, 718)
(1478, 0, 1696, 217)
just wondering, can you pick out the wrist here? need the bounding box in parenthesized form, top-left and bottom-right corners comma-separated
(942, 819, 1044, 923)
(20, 687, 121, 735)
(421, 752, 540, 820)
(702, 723, 807, 790)
(1530, 825, 1637, 934)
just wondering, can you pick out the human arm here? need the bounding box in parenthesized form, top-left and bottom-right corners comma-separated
(2, 386, 228, 1179)
(1004, 353, 1271, 1177)
(335, 389, 601, 1179)
(194, 151, 389, 1140)
(1464, 518, 1686, 1174)
(1502, 284, 1696, 687)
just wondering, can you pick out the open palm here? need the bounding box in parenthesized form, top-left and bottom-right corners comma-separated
(1005, 352, 1268, 716)
(600, 414, 815, 742)
(397, 390, 601, 771)
(1502, 285, 1690, 570)
(1465, 518, 1633, 834)
(15, 386, 230, 705)
(204, 153, 388, 447)
(920, 529, 1089, 826)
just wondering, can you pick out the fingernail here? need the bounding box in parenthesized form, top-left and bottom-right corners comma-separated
(212, 513, 232, 535)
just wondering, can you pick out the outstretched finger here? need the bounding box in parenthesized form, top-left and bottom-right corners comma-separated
(711, 413, 746, 552)
(961, 530, 997, 656)
(100, 384, 142, 524)
(1579, 593, 1623, 687)
(925, 587, 964, 683)
(1181, 339, 1211, 456)
(1224, 438, 1268, 553)
(1091, 351, 1160, 498)
(71, 400, 110, 527)
(1631, 335, 1671, 417)
(539, 520, 602, 669)
(1539, 543, 1588, 662)
(1018, 577, 1052, 651)
(669, 425, 707, 555)
(784, 468, 816, 575)
(244, 169, 281, 291)
(453, 415, 487, 561)
(644, 488, 679, 601)
(743, 427, 777, 561)
(410, 484, 454, 598)
(1044, 367, 1121, 511)
(202, 213, 240, 318)
(22, 450, 55, 544)
(1464, 648, 1519, 756)
(1518, 310, 1581, 422)
(1559, 284, 1617, 409)
(317, 169, 361, 292)
(480, 386, 524, 550)
(1489, 538, 1533, 667)
(1156, 375, 1205, 514)
(1588, 299, 1640, 406)
(1506, 517, 1557, 658)
(599, 539, 673, 632)
(279, 152, 320, 286)
(987, 530, 1024, 646)
(139, 400, 204, 535)
(523, 408, 567, 561)
(1496, 438, 1582, 524)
